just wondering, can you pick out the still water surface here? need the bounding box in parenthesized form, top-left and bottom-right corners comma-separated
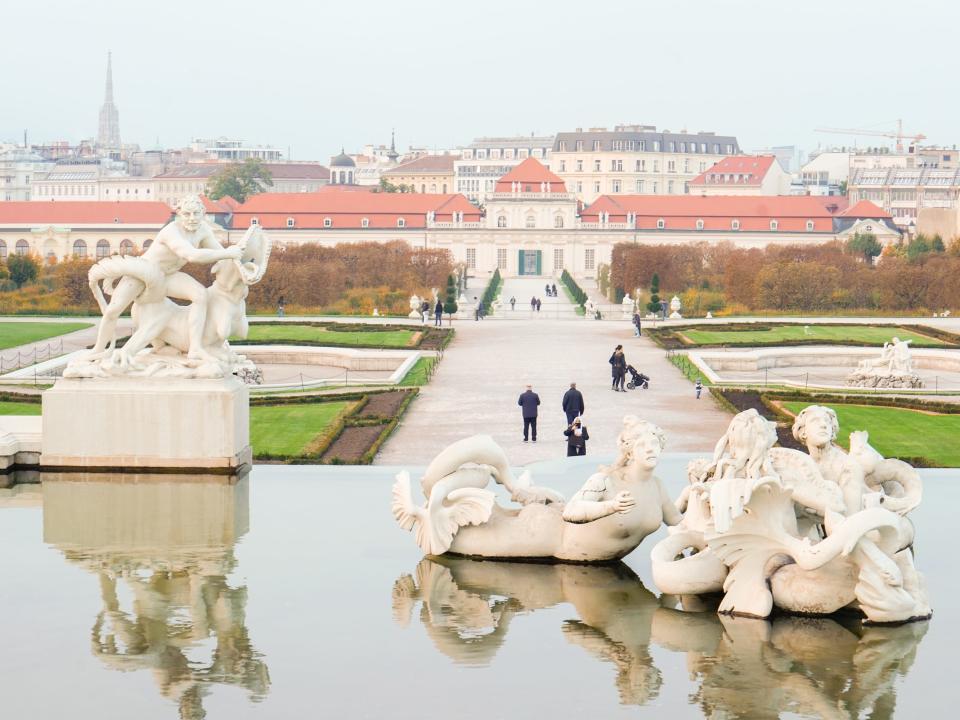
(0, 459, 955, 719)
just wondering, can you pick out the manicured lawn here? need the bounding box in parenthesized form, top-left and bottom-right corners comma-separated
(399, 356, 437, 386)
(782, 401, 960, 466)
(250, 401, 353, 456)
(0, 401, 41, 415)
(680, 325, 946, 347)
(241, 325, 417, 348)
(0, 321, 92, 351)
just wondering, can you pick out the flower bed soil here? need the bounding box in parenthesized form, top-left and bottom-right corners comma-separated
(320, 425, 387, 464)
(358, 390, 408, 418)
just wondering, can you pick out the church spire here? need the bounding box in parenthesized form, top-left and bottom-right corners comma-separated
(97, 51, 121, 151)
(387, 129, 399, 162)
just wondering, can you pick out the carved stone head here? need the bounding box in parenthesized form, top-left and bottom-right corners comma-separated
(792, 405, 839, 450)
(175, 194, 206, 233)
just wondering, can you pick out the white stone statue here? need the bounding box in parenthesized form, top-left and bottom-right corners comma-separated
(392, 417, 681, 562)
(847, 337, 923, 388)
(408, 294, 423, 320)
(669, 295, 682, 319)
(705, 311, 713, 319)
(585, 298, 597, 318)
(64, 195, 270, 380)
(621, 293, 634, 320)
(650, 407, 930, 624)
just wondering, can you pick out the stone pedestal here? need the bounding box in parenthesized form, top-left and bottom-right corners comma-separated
(41, 377, 250, 472)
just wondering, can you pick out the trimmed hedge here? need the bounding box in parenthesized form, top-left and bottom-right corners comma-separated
(560, 269, 587, 307)
(647, 322, 960, 350)
(481, 269, 502, 311)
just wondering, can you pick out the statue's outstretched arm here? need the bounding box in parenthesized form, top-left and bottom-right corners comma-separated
(563, 474, 632, 523)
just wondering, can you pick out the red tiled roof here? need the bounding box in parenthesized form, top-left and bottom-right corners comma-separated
(230, 190, 481, 229)
(382, 155, 455, 175)
(0, 201, 173, 225)
(495, 158, 566, 192)
(200, 195, 237, 214)
(689, 155, 777, 186)
(840, 200, 890, 218)
(582, 195, 838, 232)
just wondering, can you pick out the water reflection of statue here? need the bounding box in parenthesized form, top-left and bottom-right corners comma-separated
(43, 475, 269, 720)
(392, 556, 928, 714)
(392, 417, 680, 562)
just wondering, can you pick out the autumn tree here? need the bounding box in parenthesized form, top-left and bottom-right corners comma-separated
(845, 232, 881, 263)
(7, 254, 39, 288)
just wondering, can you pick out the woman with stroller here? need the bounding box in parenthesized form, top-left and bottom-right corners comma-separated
(609, 345, 627, 391)
(563, 416, 589, 456)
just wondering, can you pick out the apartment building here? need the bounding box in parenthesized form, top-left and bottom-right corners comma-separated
(551, 125, 740, 203)
(848, 167, 960, 224)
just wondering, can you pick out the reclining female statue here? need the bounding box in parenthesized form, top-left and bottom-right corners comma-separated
(391, 416, 680, 562)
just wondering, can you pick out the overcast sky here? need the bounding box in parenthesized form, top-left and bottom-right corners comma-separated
(2, 0, 956, 162)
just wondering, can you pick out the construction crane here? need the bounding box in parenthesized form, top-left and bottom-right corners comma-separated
(814, 119, 926, 153)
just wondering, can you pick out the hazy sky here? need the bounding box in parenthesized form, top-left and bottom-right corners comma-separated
(2, 0, 956, 162)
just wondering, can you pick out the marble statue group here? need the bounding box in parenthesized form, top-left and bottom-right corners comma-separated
(847, 336, 923, 389)
(64, 195, 270, 379)
(393, 406, 930, 625)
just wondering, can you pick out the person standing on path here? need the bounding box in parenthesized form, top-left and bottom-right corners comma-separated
(518, 384, 540, 442)
(536, 298, 542, 312)
(695, 379, 703, 399)
(530, 296, 537, 312)
(609, 345, 627, 391)
(561, 382, 585, 425)
(551, 283, 557, 297)
(633, 311, 642, 337)
(564, 416, 589, 456)
(434, 298, 443, 327)
(277, 296, 285, 318)
(510, 296, 516, 311)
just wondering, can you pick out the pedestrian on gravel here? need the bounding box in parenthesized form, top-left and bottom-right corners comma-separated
(695, 379, 703, 399)
(561, 382, 585, 425)
(530, 296, 537, 311)
(609, 345, 627, 391)
(518, 384, 540, 442)
(536, 298, 542, 312)
(551, 283, 557, 297)
(434, 299, 443, 327)
(632, 311, 642, 337)
(564, 416, 589, 457)
(510, 296, 516, 311)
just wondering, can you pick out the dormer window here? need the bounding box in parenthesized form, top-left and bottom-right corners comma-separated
(806, 220, 815, 231)
(696, 219, 704, 230)
(770, 220, 778, 231)
(361, 217, 370, 228)
(286, 217, 296, 228)
(250, 217, 259, 226)
(657, 218, 665, 229)
(323, 218, 332, 228)
(397, 218, 406, 228)
(731, 219, 740, 231)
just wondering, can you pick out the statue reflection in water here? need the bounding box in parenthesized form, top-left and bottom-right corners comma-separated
(43, 473, 269, 720)
(393, 557, 927, 717)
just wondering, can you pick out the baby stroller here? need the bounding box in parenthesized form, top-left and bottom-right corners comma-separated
(626, 365, 650, 390)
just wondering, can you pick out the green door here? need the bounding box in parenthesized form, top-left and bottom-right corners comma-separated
(518, 250, 541, 276)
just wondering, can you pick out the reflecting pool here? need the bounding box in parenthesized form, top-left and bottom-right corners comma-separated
(1, 459, 955, 719)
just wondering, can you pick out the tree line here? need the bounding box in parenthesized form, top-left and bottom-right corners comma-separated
(610, 234, 960, 315)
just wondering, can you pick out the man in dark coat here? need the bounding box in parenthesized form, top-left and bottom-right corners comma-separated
(434, 299, 443, 327)
(609, 345, 627, 391)
(561, 382, 585, 425)
(517, 384, 540, 442)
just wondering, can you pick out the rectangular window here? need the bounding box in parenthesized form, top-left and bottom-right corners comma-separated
(653, 141, 661, 151)
(560, 160, 566, 172)
(518, 149, 529, 158)
(466, 248, 477, 269)
(638, 140, 645, 151)
(652, 181, 658, 193)
(558, 141, 566, 151)
(576, 181, 583, 192)
(668, 142, 675, 152)
(576, 140, 583, 151)
(612, 179, 621, 192)
(576, 160, 583, 172)
(554, 248, 564, 271)
(611, 159, 623, 172)
(636, 179, 644, 192)
(683, 159, 690, 173)
(667, 160, 676, 173)
(497, 248, 507, 270)
(726, 144, 734, 154)
(668, 180, 674, 193)
(491, 149, 501, 159)
(593, 181, 601, 193)
(504, 149, 514, 159)
(593, 140, 601, 151)
(585, 248, 595, 270)
(635, 159, 645, 172)
(593, 160, 601, 172)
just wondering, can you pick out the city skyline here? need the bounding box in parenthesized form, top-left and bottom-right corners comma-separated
(1, 0, 956, 161)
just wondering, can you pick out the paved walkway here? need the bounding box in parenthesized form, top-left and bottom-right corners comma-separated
(376, 280, 732, 465)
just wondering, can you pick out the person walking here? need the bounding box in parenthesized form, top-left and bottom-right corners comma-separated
(545, 283, 551, 297)
(510, 296, 516, 311)
(530, 296, 537, 311)
(561, 382, 585, 425)
(420, 300, 429, 324)
(695, 378, 703, 399)
(518, 384, 540, 442)
(632, 311, 642, 337)
(564, 416, 589, 457)
(551, 283, 557, 297)
(536, 298, 542, 312)
(609, 345, 627, 391)
(277, 296, 285, 318)
(434, 298, 443, 327)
